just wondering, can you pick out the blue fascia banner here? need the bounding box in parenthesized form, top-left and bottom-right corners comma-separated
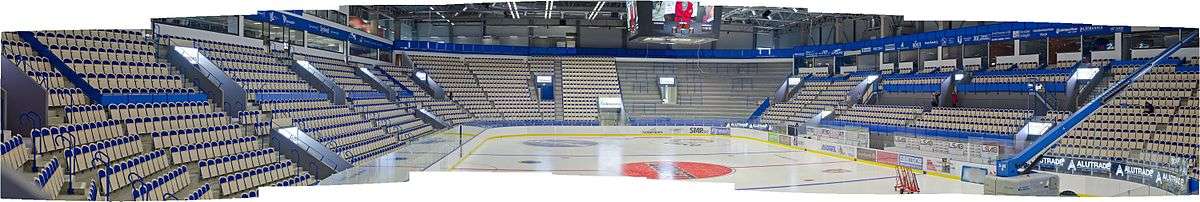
(395, 22, 1129, 59)
(247, 11, 392, 50)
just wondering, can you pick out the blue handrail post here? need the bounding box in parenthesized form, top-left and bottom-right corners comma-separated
(52, 133, 76, 192)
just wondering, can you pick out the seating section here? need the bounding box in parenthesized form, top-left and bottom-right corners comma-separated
(63, 104, 107, 124)
(993, 58, 1040, 70)
(370, 63, 413, 98)
(0, 30, 487, 201)
(34, 159, 66, 199)
(44, 99, 308, 200)
(217, 160, 297, 196)
(1056, 58, 1081, 69)
(3, 33, 90, 107)
(198, 148, 279, 179)
(465, 56, 556, 120)
(831, 105, 923, 126)
(762, 76, 864, 126)
(34, 30, 198, 94)
(2, 131, 30, 169)
(95, 150, 169, 195)
(65, 134, 144, 173)
(409, 54, 487, 117)
(1048, 60, 1198, 172)
(294, 54, 382, 97)
(616, 60, 791, 120)
(169, 136, 257, 165)
(274, 173, 317, 186)
(163, 36, 317, 99)
(558, 57, 622, 120)
(392, 56, 475, 124)
(237, 110, 273, 136)
(130, 165, 190, 201)
(913, 107, 1031, 134)
(880, 73, 946, 93)
(259, 94, 397, 164)
(185, 183, 214, 200)
(407, 54, 629, 122)
(350, 97, 428, 141)
(971, 73, 1069, 84)
(239, 190, 259, 198)
(825, 105, 1031, 135)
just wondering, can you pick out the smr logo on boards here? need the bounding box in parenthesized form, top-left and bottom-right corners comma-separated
(689, 127, 707, 134)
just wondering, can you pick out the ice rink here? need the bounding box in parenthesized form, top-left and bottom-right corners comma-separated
(322, 130, 1176, 196)
(427, 134, 983, 194)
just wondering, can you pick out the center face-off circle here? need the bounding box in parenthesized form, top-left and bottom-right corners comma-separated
(621, 161, 733, 180)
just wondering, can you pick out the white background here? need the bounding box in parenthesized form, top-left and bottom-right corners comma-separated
(1, 0, 1197, 202)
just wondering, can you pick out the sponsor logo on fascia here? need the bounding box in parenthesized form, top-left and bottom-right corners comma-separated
(1067, 160, 1110, 172)
(1040, 157, 1065, 167)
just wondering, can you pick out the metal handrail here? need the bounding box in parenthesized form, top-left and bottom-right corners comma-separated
(52, 133, 76, 175)
(90, 151, 112, 200)
(127, 172, 146, 200)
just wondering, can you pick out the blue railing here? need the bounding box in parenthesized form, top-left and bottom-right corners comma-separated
(254, 92, 328, 102)
(370, 66, 414, 97)
(627, 117, 736, 127)
(972, 68, 1074, 76)
(391, 22, 1131, 59)
(746, 98, 771, 124)
(994, 31, 1198, 177)
(882, 84, 941, 92)
(17, 31, 102, 102)
(819, 119, 1013, 141)
(1175, 65, 1199, 73)
(18, 32, 210, 105)
(956, 83, 1067, 93)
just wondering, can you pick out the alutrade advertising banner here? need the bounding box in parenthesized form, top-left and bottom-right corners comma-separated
(727, 123, 771, 131)
(1036, 156, 1191, 194)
